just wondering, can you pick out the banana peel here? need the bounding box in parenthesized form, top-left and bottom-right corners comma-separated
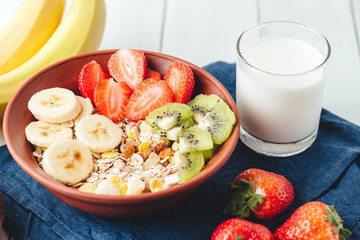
(0, 0, 65, 75)
(0, 103, 6, 127)
(0, 0, 106, 126)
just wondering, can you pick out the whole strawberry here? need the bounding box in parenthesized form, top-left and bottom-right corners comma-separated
(224, 168, 294, 220)
(211, 218, 274, 240)
(274, 201, 351, 240)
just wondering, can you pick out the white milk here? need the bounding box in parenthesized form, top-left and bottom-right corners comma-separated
(236, 37, 326, 143)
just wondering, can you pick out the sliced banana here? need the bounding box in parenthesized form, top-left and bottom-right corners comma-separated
(94, 180, 120, 195)
(75, 96, 93, 121)
(75, 114, 122, 153)
(25, 121, 73, 148)
(164, 173, 180, 187)
(42, 139, 93, 185)
(28, 87, 81, 123)
(126, 176, 145, 195)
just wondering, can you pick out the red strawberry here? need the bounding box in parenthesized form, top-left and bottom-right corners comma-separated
(78, 60, 110, 105)
(211, 218, 274, 240)
(164, 61, 195, 103)
(94, 78, 132, 123)
(102, 68, 111, 79)
(274, 201, 351, 240)
(145, 68, 161, 80)
(108, 48, 147, 90)
(224, 168, 294, 220)
(125, 78, 173, 121)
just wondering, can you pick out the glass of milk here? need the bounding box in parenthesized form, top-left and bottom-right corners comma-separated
(236, 21, 331, 157)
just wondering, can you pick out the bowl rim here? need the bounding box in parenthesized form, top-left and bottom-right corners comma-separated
(4, 49, 240, 204)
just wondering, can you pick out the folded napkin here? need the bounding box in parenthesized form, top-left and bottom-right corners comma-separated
(1, 62, 360, 239)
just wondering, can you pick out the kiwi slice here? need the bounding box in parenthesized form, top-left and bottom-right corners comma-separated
(152, 118, 195, 141)
(187, 94, 236, 145)
(178, 126, 213, 152)
(178, 117, 194, 129)
(174, 151, 205, 182)
(187, 94, 220, 124)
(146, 103, 193, 130)
(152, 126, 182, 141)
(202, 145, 217, 160)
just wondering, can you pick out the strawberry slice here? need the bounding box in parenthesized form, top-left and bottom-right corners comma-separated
(145, 68, 161, 80)
(78, 60, 110, 105)
(102, 68, 111, 79)
(126, 78, 173, 121)
(164, 61, 195, 103)
(108, 48, 147, 90)
(94, 78, 132, 123)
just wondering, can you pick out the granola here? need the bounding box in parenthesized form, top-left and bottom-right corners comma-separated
(33, 118, 181, 195)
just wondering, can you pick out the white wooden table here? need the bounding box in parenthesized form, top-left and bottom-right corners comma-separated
(1, 0, 360, 146)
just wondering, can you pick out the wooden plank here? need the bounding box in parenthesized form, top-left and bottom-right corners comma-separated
(161, 0, 258, 67)
(99, 0, 165, 52)
(351, 0, 360, 60)
(258, 0, 360, 125)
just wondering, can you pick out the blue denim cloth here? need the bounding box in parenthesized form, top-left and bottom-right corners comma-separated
(1, 62, 360, 239)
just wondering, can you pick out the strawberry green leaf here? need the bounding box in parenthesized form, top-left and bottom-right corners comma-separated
(252, 194, 264, 204)
(247, 197, 258, 210)
(325, 205, 351, 239)
(340, 229, 352, 239)
(224, 177, 265, 218)
(235, 235, 243, 240)
(248, 178, 254, 193)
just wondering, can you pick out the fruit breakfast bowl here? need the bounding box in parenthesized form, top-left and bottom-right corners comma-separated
(3, 49, 240, 217)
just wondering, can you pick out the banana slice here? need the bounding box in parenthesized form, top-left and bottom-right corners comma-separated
(25, 120, 73, 147)
(94, 180, 120, 195)
(75, 96, 93, 121)
(28, 87, 81, 123)
(126, 176, 145, 195)
(42, 139, 93, 185)
(75, 114, 122, 153)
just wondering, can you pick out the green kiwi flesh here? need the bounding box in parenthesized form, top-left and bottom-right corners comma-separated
(187, 94, 236, 145)
(152, 126, 182, 141)
(187, 94, 220, 124)
(146, 103, 193, 130)
(179, 126, 213, 152)
(151, 118, 195, 141)
(174, 151, 205, 182)
(202, 145, 217, 160)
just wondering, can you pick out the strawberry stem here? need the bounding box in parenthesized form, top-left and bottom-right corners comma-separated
(224, 178, 264, 218)
(325, 205, 351, 240)
(235, 235, 243, 240)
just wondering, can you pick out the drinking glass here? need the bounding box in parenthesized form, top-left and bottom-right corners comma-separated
(236, 21, 331, 156)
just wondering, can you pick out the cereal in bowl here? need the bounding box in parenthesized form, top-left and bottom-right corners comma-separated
(25, 49, 236, 196)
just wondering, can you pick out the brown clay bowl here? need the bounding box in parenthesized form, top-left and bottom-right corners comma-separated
(3, 49, 240, 217)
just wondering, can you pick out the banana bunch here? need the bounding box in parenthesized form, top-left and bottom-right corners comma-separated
(0, 0, 65, 75)
(0, 0, 106, 123)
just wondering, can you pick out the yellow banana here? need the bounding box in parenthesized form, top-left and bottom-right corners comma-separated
(0, 0, 106, 122)
(0, 0, 66, 75)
